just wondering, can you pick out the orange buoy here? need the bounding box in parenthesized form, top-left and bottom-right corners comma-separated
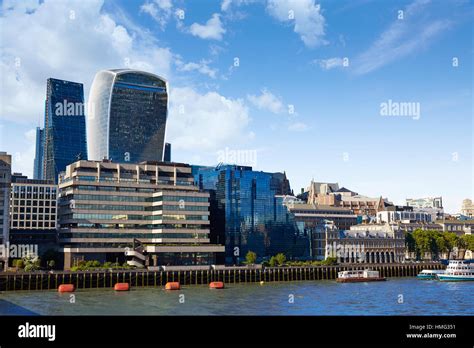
(114, 283, 130, 291)
(58, 284, 75, 293)
(165, 282, 180, 290)
(209, 281, 225, 289)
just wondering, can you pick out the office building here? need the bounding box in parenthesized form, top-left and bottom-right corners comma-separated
(284, 198, 358, 260)
(88, 69, 168, 163)
(0, 153, 12, 270)
(461, 199, 474, 218)
(324, 221, 406, 264)
(194, 165, 308, 264)
(9, 173, 57, 255)
(43, 78, 88, 183)
(406, 197, 444, 220)
(33, 127, 44, 179)
(164, 143, 171, 162)
(57, 159, 224, 269)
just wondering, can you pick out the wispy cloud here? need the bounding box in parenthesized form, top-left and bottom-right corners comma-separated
(189, 13, 226, 40)
(140, 0, 173, 30)
(266, 0, 327, 48)
(176, 59, 218, 79)
(247, 88, 285, 114)
(352, 0, 451, 75)
(313, 57, 346, 70)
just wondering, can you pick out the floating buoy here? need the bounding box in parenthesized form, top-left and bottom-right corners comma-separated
(165, 282, 180, 290)
(209, 281, 224, 289)
(58, 284, 75, 293)
(260, 281, 265, 285)
(114, 283, 130, 291)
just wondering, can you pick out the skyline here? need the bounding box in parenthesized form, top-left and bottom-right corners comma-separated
(0, 0, 472, 213)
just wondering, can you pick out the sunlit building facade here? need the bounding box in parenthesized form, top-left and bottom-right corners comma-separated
(57, 159, 224, 269)
(87, 69, 168, 163)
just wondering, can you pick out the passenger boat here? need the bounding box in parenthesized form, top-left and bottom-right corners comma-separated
(437, 260, 474, 282)
(416, 269, 445, 279)
(336, 269, 386, 283)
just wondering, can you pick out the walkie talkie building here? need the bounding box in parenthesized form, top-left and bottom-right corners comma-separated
(87, 69, 168, 163)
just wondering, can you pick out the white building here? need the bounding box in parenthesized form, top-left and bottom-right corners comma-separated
(377, 210, 432, 224)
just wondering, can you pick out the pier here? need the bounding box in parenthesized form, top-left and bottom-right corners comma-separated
(0, 263, 444, 291)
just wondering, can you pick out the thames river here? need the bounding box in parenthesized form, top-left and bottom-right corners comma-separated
(0, 278, 472, 315)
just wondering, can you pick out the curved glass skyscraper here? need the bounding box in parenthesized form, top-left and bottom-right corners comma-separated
(88, 69, 168, 163)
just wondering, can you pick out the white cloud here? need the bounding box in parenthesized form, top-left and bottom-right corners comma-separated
(166, 87, 251, 151)
(221, 0, 256, 12)
(266, 0, 327, 48)
(314, 57, 345, 70)
(288, 122, 309, 132)
(247, 89, 284, 114)
(0, 0, 174, 124)
(189, 13, 226, 40)
(176, 60, 218, 79)
(353, 0, 451, 75)
(140, 0, 173, 30)
(10, 129, 37, 178)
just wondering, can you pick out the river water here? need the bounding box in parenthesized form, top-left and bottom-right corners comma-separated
(0, 278, 472, 315)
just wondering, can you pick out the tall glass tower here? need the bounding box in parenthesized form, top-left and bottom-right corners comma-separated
(43, 78, 88, 183)
(33, 127, 44, 179)
(87, 69, 168, 163)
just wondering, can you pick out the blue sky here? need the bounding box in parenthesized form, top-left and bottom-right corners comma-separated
(0, 0, 472, 213)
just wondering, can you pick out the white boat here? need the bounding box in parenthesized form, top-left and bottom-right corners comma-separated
(417, 269, 445, 279)
(436, 260, 474, 282)
(336, 269, 385, 283)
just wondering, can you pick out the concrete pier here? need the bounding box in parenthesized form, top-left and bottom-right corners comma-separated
(0, 263, 444, 291)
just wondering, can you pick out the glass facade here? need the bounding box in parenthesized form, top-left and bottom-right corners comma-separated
(194, 165, 309, 264)
(88, 69, 168, 163)
(33, 127, 44, 179)
(43, 78, 88, 183)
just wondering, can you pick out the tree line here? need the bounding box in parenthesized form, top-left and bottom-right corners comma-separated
(405, 229, 474, 260)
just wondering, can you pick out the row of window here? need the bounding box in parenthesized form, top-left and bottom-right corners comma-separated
(11, 213, 56, 220)
(62, 213, 208, 221)
(11, 221, 56, 228)
(11, 207, 56, 214)
(76, 185, 155, 193)
(11, 200, 55, 206)
(62, 223, 207, 230)
(59, 232, 207, 239)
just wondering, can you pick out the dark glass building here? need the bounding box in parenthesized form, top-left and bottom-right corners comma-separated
(43, 78, 88, 183)
(88, 69, 168, 163)
(33, 127, 44, 179)
(194, 165, 309, 264)
(164, 143, 171, 162)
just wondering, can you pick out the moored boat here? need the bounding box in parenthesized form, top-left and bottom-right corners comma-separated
(336, 269, 386, 283)
(417, 269, 445, 279)
(437, 260, 474, 282)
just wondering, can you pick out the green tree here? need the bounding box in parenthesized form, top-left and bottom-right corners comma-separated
(269, 256, 277, 267)
(275, 253, 286, 266)
(245, 251, 257, 265)
(461, 234, 474, 251)
(442, 232, 459, 258)
(405, 232, 416, 252)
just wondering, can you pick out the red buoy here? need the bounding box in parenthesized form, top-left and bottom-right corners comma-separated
(165, 282, 180, 290)
(209, 281, 225, 289)
(114, 283, 130, 291)
(58, 284, 75, 293)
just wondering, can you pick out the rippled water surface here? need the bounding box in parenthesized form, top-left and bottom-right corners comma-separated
(0, 278, 472, 315)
